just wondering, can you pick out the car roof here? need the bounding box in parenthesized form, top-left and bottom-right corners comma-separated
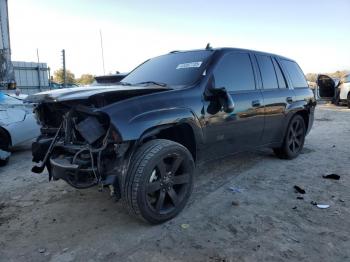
(169, 47, 294, 62)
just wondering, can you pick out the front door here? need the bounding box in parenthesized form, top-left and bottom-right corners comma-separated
(201, 51, 264, 160)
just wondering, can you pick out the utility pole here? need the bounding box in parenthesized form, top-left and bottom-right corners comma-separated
(99, 29, 106, 75)
(36, 48, 41, 91)
(62, 49, 66, 88)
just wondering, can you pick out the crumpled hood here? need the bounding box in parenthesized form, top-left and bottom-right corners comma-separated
(25, 85, 170, 103)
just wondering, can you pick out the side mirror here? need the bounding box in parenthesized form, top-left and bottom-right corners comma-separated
(219, 90, 234, 113)
(206, 76, 234, 113)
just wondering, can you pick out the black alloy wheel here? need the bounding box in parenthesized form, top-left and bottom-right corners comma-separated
(124, 139, 194, 224)
(287, 117, 304, 154)
(146, 152, 191, 215)
(273, 115, 306, 159)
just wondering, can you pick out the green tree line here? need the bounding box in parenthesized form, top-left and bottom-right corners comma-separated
(53, 69, 95, 86)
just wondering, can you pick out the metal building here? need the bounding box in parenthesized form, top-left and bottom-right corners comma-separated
(0, 0, 14, 87)
(0, 0, 50, 94)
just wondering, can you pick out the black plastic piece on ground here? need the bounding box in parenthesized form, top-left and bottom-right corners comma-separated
(294, 185, 306, 194)
(322, 174, 340, 180)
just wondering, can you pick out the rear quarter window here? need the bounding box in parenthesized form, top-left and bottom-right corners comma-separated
(281, 60, 308, 88)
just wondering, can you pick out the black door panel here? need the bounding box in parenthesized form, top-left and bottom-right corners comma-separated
(255, 55, 295, 145)
(260, 89, 295, 144)
(202, 51, 264, 160)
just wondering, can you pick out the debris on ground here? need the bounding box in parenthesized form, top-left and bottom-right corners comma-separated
(292, 206, 297, 210)
(38, 248, 46, 253)
(231, 201, 239, 206)
(322, 174, 340, 180)
(294, 185, 306, 194)
(228, 186, 245, 193)
(311, 201, 317, 206)
(297, 196, 304, 200)
(316, 204, 330, 209)
(181, 224, 190, 229)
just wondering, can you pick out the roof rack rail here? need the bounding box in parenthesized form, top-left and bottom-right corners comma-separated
(169, 50, 179, 53)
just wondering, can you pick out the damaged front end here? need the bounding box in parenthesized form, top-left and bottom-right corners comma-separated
(32, 102, 132, 197)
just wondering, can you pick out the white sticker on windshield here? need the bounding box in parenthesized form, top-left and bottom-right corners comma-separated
(176, 61, 202, 69)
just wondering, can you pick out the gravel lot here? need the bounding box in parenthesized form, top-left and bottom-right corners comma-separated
(1, 104, 349, 262)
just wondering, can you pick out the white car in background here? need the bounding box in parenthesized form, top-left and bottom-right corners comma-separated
(339, 74, 350, 108)
(0, 93, 40, 166)
(316, 74, 350, 108)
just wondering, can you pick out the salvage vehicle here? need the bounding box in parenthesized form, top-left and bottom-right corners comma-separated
(0, 92, 40, 166)
(26, 47, 316, 223)
(316, 74, 350, 107)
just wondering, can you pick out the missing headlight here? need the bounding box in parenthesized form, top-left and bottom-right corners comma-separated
(76, 116, 106, 144)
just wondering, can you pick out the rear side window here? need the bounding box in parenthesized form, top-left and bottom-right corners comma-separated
(281, 60, 308, 88)
(256, 55, 278, 89)
(213, 52, 255, 92)
(272, 58, 287, 88)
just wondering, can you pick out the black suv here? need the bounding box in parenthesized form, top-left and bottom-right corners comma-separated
(28, 47, 316, 224)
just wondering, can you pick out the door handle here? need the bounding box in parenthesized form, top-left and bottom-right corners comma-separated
(252, 100, 261, 107)
(286, 97, 293, 103)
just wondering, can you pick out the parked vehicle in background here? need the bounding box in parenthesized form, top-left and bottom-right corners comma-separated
(27, 47, 316, 223)
(92, 73, 128, 86)
(49, 82, 79, 89)
(339, 74, 350, 108)
(316, 74, 350, 107)
(0, 92, 40, 166)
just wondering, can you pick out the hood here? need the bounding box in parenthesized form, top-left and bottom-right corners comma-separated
(25, 84, 170, 103)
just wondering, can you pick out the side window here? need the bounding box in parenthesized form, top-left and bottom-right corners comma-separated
(281, 59, 308, 88)
(272, 58, 287, 88)
(256, 55, 278, 89)
(213, 52, 255, 92)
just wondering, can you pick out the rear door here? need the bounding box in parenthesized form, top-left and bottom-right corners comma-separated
(255, 54, 295, 145)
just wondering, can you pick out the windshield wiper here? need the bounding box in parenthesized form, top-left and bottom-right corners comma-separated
(135, 81, 167, 87)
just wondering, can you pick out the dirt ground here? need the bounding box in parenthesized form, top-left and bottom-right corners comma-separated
(0, 104, 349, 262)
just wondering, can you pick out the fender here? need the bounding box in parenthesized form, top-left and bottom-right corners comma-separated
(110, 107, 204, 145)
(282, 96, 315, 137)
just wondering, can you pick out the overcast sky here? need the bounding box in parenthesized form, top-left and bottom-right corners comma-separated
(8, 0, 350, 77)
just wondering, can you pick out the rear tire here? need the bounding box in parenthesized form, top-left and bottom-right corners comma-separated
(0, 128, 10, 167)
(347, 93, 350, 109)
(273, 115, 306, 160)
(123, 139, 194, 224)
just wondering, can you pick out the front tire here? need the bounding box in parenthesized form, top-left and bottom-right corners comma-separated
(347, 93, 350, 109)
(123, 139, 194, 224)
(273, 115, 306, 160)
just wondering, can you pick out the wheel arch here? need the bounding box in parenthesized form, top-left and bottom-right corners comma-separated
(138, 122, 198, 162)
(295, 109, 310, 131)
(111, 108, 204, 162)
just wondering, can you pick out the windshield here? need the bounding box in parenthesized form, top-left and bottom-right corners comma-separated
(121, 50, 213, 87)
